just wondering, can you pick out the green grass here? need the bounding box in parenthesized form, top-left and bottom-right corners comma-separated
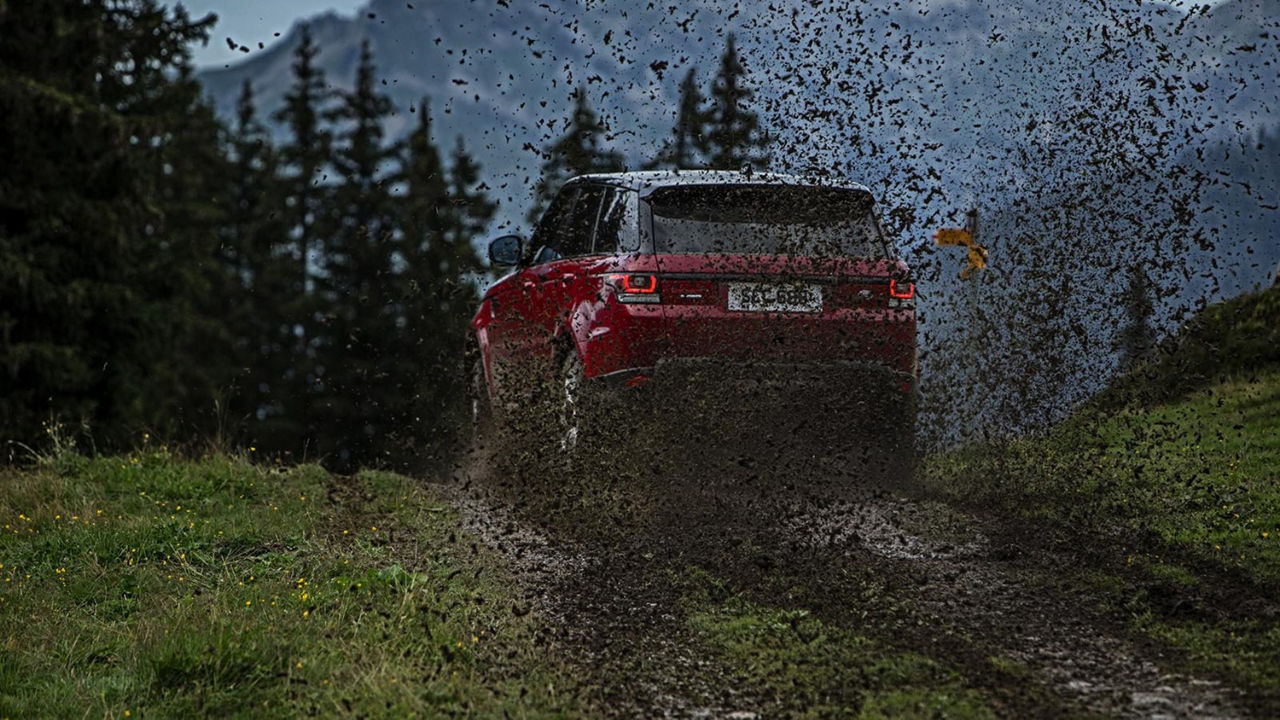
(927, 370, 1280, 588)
(1097, 284, 1280, 410)
(0, 449, 586, 718)
(675, 568, 997, 719)
(924, 286, 1280, 699)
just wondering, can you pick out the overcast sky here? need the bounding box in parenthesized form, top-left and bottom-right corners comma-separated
(179, 0, 367, 69)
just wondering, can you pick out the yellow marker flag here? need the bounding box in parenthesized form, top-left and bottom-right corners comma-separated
(933, 227, 988, 279)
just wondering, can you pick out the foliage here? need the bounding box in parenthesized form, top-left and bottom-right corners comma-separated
(272, 24, 332, 299)
(0, 0, 229, 451)
(221, 79, 296, 452)
(313, 39, 403, 470)
(399, 114, 494, 461)
(706, 35, 771, 171)
(0, 9, 498, 471)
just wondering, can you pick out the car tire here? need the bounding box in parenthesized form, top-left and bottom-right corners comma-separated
(881, 398, 919, 483)
(559, 350, 584, 461)
(469, 355, 493, 444)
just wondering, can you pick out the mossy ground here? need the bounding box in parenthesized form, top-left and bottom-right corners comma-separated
(0, 449, 586, 719)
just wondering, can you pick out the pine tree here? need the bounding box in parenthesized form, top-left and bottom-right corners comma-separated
(649, 68, 711, 169)
(273, 24, 332, 297)
(529, 88, 625, 223)
(1117, 263, 1156, 371)
(444, 139, 498, 268)
(398, 103, 494, 465)
(227, 80, 277, 263)
(221, 79, 296, 449)
(397, 102, 452, 464)
(430, 139, 495, 435)
(141, 40, 240, 436)
(400, 99, 450, 282)
(0, 0, 234, 450)
(706, 35, 770, 171)
(271, 24, 334, 459)
(316, 38, 401, 470)
(325, 39, 398, 271)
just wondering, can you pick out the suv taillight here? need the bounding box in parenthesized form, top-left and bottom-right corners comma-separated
(605, 274, 661, 304)
(888, 278, 915, 308)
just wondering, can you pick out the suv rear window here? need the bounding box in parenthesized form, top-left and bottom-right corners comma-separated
(647, 185, 889, 258)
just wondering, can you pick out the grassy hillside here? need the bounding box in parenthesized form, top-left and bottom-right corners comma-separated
(925, 284, 1280, 701)
(0, 447, 586, 718)
(1098, 283, 1280, 409)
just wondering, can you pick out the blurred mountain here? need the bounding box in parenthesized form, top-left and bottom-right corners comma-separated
(197, 0, 1276, 232)
(197, 0, 704, 232)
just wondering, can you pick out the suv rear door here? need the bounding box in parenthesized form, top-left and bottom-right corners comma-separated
(648, 184, 914, 367)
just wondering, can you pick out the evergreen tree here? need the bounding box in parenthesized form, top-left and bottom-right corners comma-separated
(398, 103, 494, 464)
(222, 80, 294, 448)
(273, 25, 332, 297)
(271, 24, 334, 459)
(0, 0, 232, 450)
(529, 88, 625, 223)
(141, 35, 240, 435)
(444, 139, 498, 261)
(706, 35, 770, 171)
(397, 102, 452, 464)
(430, 139, 495, 436)
(400, 100, 449, 264)
(649, 68, 711, 169)
(1118, 263, 1156, 371)
(316, 38, 401, 470)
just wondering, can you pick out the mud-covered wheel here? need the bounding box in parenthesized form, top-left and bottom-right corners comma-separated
(469, 356, 493, 444)
(559, 351, 585, 462)
(880, 395, 919, 484)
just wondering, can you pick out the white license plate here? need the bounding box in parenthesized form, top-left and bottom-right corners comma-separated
(727, 283, 823, 313)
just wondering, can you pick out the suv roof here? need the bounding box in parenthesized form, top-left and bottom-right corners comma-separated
(570, 170, 872, 197)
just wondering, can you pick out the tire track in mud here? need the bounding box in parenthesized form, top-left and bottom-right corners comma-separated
(774, 495, 1246, 719)
(438, 479, 765, 719)
(441, 447, 1252, 718)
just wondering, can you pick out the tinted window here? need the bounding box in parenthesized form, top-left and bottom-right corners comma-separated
(560, 186, 607, 257)
(530, 186, 579, 263)
(647, 185, 889, 258)
(595, 188, 639, 253)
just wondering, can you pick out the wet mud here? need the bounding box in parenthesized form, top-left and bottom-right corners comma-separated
(441, 423, 1258, 718)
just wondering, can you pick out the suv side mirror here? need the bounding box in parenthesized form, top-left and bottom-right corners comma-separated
(488, 235, 525, 267)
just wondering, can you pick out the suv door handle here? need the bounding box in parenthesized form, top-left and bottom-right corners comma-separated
(522, 280, 536, 290)
(560, 273, 577, 283)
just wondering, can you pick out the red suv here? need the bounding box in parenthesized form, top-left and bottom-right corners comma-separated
(468, 170, 917, 454)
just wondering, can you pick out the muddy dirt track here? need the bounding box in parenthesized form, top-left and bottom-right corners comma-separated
(439, 441, 1256, 719)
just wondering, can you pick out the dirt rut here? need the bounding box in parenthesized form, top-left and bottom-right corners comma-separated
(776, 495, 1244, 718)
(439, 448, 1253, 718)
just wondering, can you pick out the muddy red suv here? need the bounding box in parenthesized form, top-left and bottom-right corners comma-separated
(468, 170, 917, 453)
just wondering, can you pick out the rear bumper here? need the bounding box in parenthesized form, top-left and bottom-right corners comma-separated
(591, 358, 917, 430)
(598, 357, 913, 388)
